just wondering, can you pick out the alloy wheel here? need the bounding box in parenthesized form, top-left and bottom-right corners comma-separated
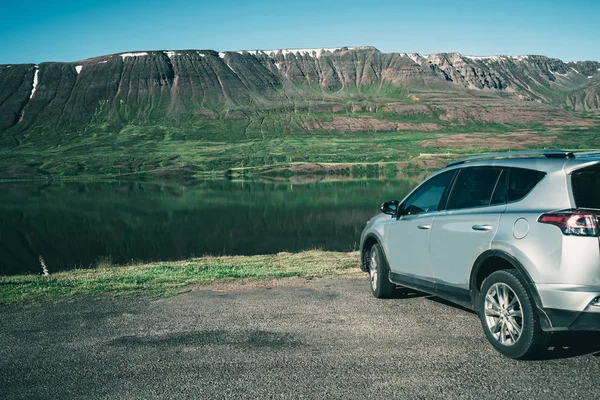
(484, 283, 524, 346)
(369, 251, 378, 290)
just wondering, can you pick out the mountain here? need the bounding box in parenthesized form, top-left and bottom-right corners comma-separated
(0, 47, 599, 179)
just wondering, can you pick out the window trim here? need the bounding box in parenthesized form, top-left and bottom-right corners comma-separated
(401, 165, 547, 215)
(489, 169, 508, 206)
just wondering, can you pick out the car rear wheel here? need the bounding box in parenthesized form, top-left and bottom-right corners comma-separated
(479, 269, 550, 359)
(369, 244, 395, 298)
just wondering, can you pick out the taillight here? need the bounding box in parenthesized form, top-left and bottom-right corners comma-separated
(538, 211, 599, 236)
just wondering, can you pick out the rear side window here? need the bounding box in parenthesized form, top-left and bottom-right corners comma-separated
(507, 168, 546, 202)
(446, 167, 503, 210)
(571, 164, 600, 209)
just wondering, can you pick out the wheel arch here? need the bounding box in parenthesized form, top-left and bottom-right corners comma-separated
(360, 234, 380, 272)
(470, 250, 542, 311)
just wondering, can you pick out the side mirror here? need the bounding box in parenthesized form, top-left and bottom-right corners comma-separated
(380, 200, 400, 216)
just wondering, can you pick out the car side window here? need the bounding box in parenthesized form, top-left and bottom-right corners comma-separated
(402, 170, 455, 215)
(507, 168, 546, 202)
(446, 167, 504, 210)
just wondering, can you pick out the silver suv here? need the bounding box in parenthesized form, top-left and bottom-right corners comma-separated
(359, 150, 600, 359)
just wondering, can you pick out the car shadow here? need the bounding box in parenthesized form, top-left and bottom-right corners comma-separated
(426, 295, 476, 314)
(428, 295, 600, 359)
(391, 286, 600, 359)
(389, 286, 475, 312)
(537, 332, 600, 360)
(389, 286, 429, 299)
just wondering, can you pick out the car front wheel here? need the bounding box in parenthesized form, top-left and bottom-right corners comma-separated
(368, 244, 395, 298)
(479, 269, 550, 359)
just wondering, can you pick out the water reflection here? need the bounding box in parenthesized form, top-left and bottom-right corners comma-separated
(0, 178, 421, 275)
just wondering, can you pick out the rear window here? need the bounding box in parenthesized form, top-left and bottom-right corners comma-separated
(571, 164, 600, 209)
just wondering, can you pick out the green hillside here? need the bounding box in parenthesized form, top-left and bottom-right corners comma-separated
(1, 48, 599, 180)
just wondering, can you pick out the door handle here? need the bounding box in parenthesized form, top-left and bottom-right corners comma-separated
(417, 224, 431, 230)
(472, 224, 492, 231)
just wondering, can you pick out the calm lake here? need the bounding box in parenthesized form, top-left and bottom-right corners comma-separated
(0, 177, 422, 276)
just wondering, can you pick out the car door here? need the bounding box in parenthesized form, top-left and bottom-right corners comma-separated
(383, 170, 456, 291)
(429, 167, 507, 306)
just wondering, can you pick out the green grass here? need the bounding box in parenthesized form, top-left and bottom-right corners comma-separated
(0, 250, 360, 304)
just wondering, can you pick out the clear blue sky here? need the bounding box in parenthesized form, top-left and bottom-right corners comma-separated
(1, 0, 598, 64)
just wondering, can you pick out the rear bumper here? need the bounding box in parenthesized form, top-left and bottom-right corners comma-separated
(544, 308, 600, 331)
(536, 283, 600, 331)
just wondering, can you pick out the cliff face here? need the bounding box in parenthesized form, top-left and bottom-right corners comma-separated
(0, 50, 283, 142)
(1, 46, 599, 142)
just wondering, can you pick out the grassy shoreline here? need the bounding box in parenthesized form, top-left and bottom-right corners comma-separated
(0, 251, 360, 304)
(0, 158, 439, 183)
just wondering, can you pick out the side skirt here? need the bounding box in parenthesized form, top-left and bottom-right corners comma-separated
(389, 272, 435, 294)
(390, 272, 474, 311)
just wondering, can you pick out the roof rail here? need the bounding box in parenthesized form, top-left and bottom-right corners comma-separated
(446, 150, 575, 167)
(573, 151, 600, 159)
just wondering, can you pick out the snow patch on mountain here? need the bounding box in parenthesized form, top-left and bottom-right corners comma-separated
(120, 52, 149, 59)
(267, 47, 349, 57)
(30, 66, 39, 99)
(75, 65, 83, 74)
(18, 65, 40, 124)
(465, 55, 501, 61)
(464, 55, 531, 63)
(400, 53, 422, 64)
(237, 47, 355, 58)
(550, 70, 568, 77)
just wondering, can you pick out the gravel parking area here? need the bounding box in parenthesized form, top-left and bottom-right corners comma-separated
(1, 275, 599, 399)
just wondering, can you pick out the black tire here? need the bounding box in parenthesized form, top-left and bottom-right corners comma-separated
(368, 244, 395, 298)
(479, 269, 550, 359)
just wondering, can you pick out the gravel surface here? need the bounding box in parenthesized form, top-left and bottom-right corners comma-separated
(1, 275, 599, 399)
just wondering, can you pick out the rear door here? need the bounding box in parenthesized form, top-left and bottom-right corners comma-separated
(429, 167, 507, 305)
